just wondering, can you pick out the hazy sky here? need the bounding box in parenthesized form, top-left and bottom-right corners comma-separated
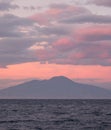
(0, 0, 111, 89)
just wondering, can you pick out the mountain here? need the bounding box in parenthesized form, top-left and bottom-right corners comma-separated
(0, 76, 111, 99)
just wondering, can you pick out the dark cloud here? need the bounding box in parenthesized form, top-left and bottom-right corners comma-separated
(0, 14, 34, 38)
(49, 57, 111, 66)
(0, 1, 19, 11)
(0, 35, 56, 67)
(0, 14, 34, 27)
(38, 25, 71, 36)
(0, 13, 40, 67)
(60, 14, 111, 24)
(87, 0, 111, 7)
(49, 3, 74, 9)
(0, 38, 37, 67)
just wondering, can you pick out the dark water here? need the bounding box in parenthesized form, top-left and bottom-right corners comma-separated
(0, 100, 111, 130)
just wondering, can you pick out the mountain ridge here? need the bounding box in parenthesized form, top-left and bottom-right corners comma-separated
(0, 76, 111, 99)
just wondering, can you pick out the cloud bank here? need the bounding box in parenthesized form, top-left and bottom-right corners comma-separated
(0, 1, 111, 68)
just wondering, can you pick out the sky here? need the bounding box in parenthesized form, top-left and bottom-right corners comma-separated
(0, 0, 111, 89)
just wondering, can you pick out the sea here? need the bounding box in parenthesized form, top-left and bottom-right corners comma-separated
(0, 99, 111, 130)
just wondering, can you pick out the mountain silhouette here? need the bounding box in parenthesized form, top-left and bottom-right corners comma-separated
(0, 76, 111, 99)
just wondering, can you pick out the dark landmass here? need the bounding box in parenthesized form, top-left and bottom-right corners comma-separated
(0, 76, 111, 99)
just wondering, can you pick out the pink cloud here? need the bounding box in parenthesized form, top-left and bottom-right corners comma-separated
(81, 43, 111, 59)
(30, 13, 49, 25)
(75, 25, 111, 41)
(46, 8, 62, 16)
(52, 37, 75, 51)
(99, 52, 110, 58)
(29, 37, 111, 66)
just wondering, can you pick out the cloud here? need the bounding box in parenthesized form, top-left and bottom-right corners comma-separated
(68, 43, 111, 59)
(60, 14, 111, 24)
(0, 14, 34, 38)
(49, 57, 111, 66)
(28, 36, 111, 66)
(36, 49, 57, 62)
(52, 37, 75, 51)
(30, 2, 111, 28)
(0, 0, 19, 11)
(0, 37, 37, 67)
(87, 0, 111, 7)
(38, 25, 71, 36)
(75, 25, 111, 41)
(1, 23, 111, 67)
(0, 34, 57, 67)
(0, 12, 38, 67)
(30, 3, 90, 25)
(0, 2, 111, 67)
(23, 6, 36, 10)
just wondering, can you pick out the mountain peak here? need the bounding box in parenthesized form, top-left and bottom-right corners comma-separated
(49, 76, 75, 85)
(49, 76, 72, 81)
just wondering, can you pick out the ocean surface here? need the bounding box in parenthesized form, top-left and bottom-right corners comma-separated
(0, 100, 111, 130)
